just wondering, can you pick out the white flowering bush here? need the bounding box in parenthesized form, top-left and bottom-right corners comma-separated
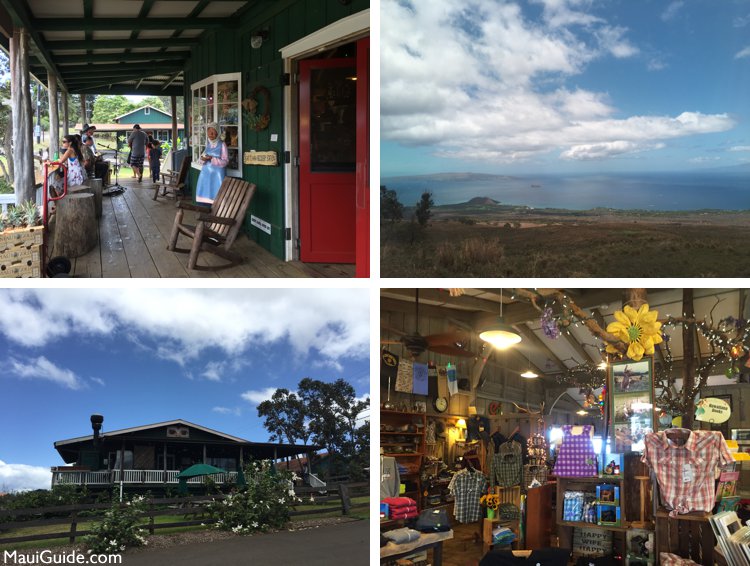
(210, 460, 300, 535)
(84, 492, 148, 554)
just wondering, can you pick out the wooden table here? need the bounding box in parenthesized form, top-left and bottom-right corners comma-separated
(380, 530, 453, 565)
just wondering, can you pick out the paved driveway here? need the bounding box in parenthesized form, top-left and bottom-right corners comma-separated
(120, 520, 369, 566)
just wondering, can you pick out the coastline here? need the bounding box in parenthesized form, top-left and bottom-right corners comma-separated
(424, 202, 750, 228)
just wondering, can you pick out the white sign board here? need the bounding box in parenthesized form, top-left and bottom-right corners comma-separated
(251, 215, 271, 235)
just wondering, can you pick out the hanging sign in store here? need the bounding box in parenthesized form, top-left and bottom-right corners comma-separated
(243, 151, 278, 166)
(695, 397, 731, 424)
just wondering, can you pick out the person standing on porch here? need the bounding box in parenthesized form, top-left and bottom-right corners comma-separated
(81, 135, 96, 178)
(149, 139, 162, 183)
(196, 122, 228, 204)
(127, 124, 149, 183)
(56, 134, 86, 187)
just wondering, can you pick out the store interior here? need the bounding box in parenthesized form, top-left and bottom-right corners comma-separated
(379, 288, 750, 566)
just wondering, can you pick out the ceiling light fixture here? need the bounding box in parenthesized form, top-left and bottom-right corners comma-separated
(479, 289, 522, 349)
(520, 350, 538, 379)
(576, 409, 588, 416)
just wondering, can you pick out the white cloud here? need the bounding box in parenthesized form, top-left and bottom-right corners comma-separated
(7, 356, 84, 389)
(212, 406, 242, 416)
(90, 377, 105, 386)
(735, 47, 750, 59)
(0, 289, 369, 368)
(733, 14, 750, 28)
(0, 460, 52, 492)
(661, 1, 684, 22)
(202, 361, 226, 382)
(561, 141, 664, 161)
(241, 387, 279, 405)
(381, 1, 735, 164)
(647, 58, 667, 71)
(688, 156, 721, 164)
(729, 146, 750, 152)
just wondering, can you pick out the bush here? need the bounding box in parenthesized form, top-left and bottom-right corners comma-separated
(435, 237, 505, 273)
(84, 491, 148, 554)
(209, 460, 299, 535)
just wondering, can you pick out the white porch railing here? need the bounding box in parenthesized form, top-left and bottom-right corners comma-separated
(51, 469, 239, 487)
(0, 194, 13, 215)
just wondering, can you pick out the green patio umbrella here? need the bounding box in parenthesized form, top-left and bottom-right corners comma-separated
(236, 466, 247, 488)
(176, 463, 227, 494)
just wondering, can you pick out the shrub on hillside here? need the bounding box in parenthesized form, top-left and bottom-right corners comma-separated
(435, 237, 504, 273)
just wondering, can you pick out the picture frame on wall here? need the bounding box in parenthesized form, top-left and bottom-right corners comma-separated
(610, 358, 655, 454)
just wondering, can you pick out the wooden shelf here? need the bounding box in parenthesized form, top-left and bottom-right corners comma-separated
(655, 508, 711, 522)
(554, 476, 622, 483)
(382, 452, 423, 457)
(381, 432, 423, 436)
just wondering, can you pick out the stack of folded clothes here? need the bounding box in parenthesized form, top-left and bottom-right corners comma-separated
(382, 496, 419, 520)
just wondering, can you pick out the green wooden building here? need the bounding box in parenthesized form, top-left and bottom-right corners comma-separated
(114, 106, 186, 144)
(51, 417, 316, 494)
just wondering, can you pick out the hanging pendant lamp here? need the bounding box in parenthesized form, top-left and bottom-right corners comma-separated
(479, 289, 522, 349)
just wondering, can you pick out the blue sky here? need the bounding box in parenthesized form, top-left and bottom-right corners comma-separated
(381, 0, 750, 176)
(0, 289, 369, 492)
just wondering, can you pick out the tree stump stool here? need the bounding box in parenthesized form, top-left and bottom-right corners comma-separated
(84, 178, 103, 218)
(56, 192, 97, 258)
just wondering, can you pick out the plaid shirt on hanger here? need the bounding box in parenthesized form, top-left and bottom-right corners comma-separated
(642, 429, 733, 517)
(449, 469, 488, 523)
(489, 440, 522, 487)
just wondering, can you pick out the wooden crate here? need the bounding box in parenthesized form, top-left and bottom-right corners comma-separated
(0, 226, 44, 248)
(0, 243, 41, 264)
(0, 256, 42, 278)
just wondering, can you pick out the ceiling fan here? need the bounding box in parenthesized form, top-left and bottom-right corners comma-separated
(381, 290, 475, 359)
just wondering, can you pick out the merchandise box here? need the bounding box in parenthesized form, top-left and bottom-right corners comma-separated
(601, 453, 623, 477)
(597, 504, 621, 526)
(596, 484, 620, 506)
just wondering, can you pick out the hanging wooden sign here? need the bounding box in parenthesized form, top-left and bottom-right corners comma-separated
(243, 151, 278, 166)
(695, 397, 731, 424)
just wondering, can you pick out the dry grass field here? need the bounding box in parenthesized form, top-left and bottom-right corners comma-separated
(381, 206, 750, 277)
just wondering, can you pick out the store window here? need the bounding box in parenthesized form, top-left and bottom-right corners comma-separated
(190, 73, 241, 176)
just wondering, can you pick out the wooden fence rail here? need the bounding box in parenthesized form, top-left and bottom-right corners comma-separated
(0, 482, 369, 546)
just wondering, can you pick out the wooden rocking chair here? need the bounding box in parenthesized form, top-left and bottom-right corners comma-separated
(167, 177, 257, 270)
(153, 155, 191, 200)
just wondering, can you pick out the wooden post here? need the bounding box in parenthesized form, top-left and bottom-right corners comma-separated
(682, 289, 696, 429)
(339, 483, 351, 515)
(9, 28, 35, 204)
(48, 73, 60, 161)
(62, 91, 69, 136)
(171, 94, 178, 170)
(80, 94, 87, 127)
(69, 510, 78, 544)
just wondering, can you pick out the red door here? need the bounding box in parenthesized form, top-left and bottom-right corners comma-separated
(299, 57, 357, 263)
(355, 37, 369, 278)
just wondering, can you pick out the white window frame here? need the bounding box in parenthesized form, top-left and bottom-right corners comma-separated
(144, 107, 151, 115)
(190, 72, 242, 177)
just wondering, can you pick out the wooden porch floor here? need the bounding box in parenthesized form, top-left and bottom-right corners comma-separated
(48, 177, 355, 278)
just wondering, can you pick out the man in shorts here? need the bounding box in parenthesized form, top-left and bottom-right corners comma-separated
(127, 124, 149, 182)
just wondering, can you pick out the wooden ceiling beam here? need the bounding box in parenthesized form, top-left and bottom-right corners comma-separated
(47, 38, 198, 50)
(382, 288, 503, 314)
(380, 297, 475, 324)
(71, 84, 183, 96)
(56, 51, 188, 64)
(55, 63, 182, 75)
(32, 17, 229, 31)
(513, 323, 567, 373)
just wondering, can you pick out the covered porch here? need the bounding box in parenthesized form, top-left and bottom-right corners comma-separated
(0, 0, 369, 277)
(51, 468, 240, 487)
(46, 177, 354, 278)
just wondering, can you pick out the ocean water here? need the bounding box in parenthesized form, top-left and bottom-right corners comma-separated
(382, 171, 750, 211)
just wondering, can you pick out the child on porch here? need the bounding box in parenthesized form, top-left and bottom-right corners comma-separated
(149, 139, 162, 183)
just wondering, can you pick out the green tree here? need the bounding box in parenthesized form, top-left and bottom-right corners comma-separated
(91, 95, 135, 124)
(298, 378, 370, 479)
(414, 191, 434, 226)
(257, 388, 311, 473)
(0, 51, 12, 181)
(140, 96, 166, 111)
(380, 185, 404, 224)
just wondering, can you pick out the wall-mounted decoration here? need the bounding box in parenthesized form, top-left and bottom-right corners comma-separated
(242, 86, 271, 131)
(609, 357, 655, 454)
(244, 151, 278, 166)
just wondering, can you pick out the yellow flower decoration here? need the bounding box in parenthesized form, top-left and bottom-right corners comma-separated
(480, 494, 500, 510)
(605, 304, 663, 361)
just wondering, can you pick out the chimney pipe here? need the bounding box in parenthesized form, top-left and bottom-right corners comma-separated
(91, 414, 103, 448)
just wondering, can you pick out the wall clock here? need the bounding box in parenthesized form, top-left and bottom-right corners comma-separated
(434, 396, 448, 413)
